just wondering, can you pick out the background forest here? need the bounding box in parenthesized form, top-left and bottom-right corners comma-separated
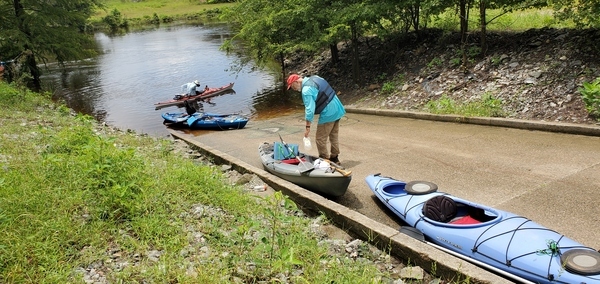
(1, 0, 599, 118)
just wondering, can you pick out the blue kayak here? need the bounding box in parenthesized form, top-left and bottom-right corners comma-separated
(365, 173, 600, 284)
(162, 112, 248, 130)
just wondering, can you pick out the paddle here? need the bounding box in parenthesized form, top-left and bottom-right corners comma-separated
(278, 133, 314, 173)
(326, 159, 352, 177)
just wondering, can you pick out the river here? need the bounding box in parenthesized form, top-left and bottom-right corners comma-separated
(42, 23, 303, 138)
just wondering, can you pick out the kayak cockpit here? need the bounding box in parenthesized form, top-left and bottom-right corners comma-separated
(421, 195, 499, 228)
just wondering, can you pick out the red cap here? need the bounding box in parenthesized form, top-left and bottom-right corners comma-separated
(286, 74, 300, 90)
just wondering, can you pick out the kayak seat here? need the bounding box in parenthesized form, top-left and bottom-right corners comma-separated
(450, 207, 492, 225)
(450, 215, 481, 225)
(423, 195, 457, 223)
(281, 158, 306, 164)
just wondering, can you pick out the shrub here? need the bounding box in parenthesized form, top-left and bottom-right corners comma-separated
(381, 82, 395, 95)
(579, 77, 600, 118)
(103, 9, 128, 31)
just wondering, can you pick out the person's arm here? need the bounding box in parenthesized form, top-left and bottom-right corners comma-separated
(181, 84, 188, 94)
(302, 86, 317, 137)
(304, 121, 311, 138)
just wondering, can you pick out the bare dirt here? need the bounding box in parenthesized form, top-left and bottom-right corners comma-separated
(287, 28, 600, 125)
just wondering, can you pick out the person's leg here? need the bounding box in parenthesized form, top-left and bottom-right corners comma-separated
(329, 120, 340, 162)
(315, 122, 335, 159)
(184, 100, 196, 115)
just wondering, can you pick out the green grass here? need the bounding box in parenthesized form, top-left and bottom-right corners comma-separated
(425, 93, 506, 117)
(92, 0, 233, 21)
(431, 8, 575, 32)
(92, 1, 576, 32)
(0, 82, 392, 283)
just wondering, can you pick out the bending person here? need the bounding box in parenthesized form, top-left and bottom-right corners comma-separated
(286, 73, 346, 164)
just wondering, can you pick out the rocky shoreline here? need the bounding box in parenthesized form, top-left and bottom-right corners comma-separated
(77, 135, 439, 283)
(78, 28, 600, 283)
(288, 28, 600, 126)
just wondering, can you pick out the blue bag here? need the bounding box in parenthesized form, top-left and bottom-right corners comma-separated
(273, 142, 299, 160)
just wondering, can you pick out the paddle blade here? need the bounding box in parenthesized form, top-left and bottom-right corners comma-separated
(333, 167, 352, 177)
(325, 159, 352, 176)
(298, 161, 314, 173)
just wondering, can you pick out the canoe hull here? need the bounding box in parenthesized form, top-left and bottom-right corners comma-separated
(162, 112, 249, 130)
(188, 118, 248, 130)
(365, 174, 600, 284)
(259, 142, 350, 197)
(154, 82, 234, 110)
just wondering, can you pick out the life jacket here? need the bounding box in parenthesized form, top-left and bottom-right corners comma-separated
(305, 75, 336, 114)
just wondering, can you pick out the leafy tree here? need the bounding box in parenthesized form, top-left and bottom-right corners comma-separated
(552, 0, 600, 28)
(225, 0, 385, 86)
(325, 0, 380, 83)
(440, 0, 547, 65)
(0, 0, 102, 91)
(477, 0, 547, 54)
(223, 0, 333, 89)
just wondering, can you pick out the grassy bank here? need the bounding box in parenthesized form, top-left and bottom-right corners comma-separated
(90, 1, 234, 28)
(92, 0, 232, 20)
(432, 8, 574, 31)
(0, 82, 389, 282)
(93, 0, 574, 32)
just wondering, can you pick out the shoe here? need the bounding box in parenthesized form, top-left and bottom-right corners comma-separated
(329, 155, 340, 165)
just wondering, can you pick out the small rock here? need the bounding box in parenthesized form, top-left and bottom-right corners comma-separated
(400, 266, 424, 280)
(529, 71, 542, 78)
(147, 250, 162, 262)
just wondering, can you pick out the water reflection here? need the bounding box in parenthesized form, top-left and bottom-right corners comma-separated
(42, 24, 302, 137)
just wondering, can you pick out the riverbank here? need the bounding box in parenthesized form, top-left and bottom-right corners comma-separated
(0, 83, 451, 283)
(287, 28, 600, 126)
(89, 1, 233, 31)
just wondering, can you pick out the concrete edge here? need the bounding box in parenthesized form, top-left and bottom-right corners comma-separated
(345, 107, 600, 137)
(169, 129, 513, 284)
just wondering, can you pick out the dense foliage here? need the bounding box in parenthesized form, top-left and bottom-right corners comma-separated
(0, 0, 102, 91)
(223, 0, 600, 85)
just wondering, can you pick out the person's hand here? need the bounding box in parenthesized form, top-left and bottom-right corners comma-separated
(304, 128, 310, 138)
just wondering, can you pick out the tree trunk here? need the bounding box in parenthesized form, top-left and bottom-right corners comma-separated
(351, 24, 360, 85)
(24, 51, 42, 92)
(410, 3, 420, 34)
(13, 0, 41, 91)
(330, 44, 339, 64)
(479, 0, 488, 55)
(279, 52, 286, 92)
(459, 0, 468, 68)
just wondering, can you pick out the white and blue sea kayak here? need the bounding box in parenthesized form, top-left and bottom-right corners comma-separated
(366, 173, 600, 284)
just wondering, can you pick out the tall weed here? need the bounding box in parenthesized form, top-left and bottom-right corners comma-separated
(579, 77, 600, 118)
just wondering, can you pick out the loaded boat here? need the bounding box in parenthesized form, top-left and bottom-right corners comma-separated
(258, 141, 351, 197)
(154, 82, 234, 110)
(162, 112, 248, 130)
(365, 173, 600, 284)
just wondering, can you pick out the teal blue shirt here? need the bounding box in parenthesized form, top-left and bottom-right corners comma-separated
(301, 77, 346, 124)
